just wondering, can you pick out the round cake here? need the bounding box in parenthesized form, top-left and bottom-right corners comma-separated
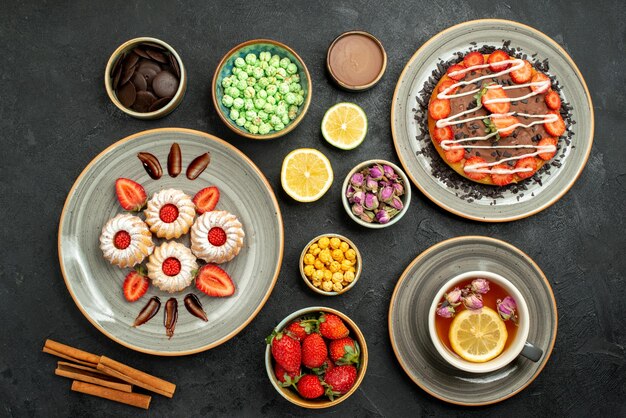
(191, 210, 245, 264)
(427, 49, 565, 186)
(144, 188, 196, 239)
(99, 213, 154, 268)
(146, 241, 198, 293)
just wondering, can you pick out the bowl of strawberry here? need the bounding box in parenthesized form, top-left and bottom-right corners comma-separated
(265, 307, 367, 408)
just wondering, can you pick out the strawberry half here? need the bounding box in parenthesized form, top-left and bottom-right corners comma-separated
(482, 86, 510, 114)
(487, 49, 511, 72)
(490, 164, 514, 187)
(492, 115, 519, 138)
(510, 60, 532, 84)
(463, 51, 484, 68)
(115, 178, 147, 211)
(538, 137, 558, 161)
(428, 98, 451, 120)
(463, 157, 489, 181)
(195, 264, 235, 297)
(438, 79, 458, 95)
(444, 147, 465, 163)
(545, 90, 562, 110)
(531, 73, 551, 94)
(432, 126, 454, 143)
(544, 111, 566, 137)
(192, 186, 220, 214)
(446, 64, 466, 81)
(301, 333, 327, 369)
(123, 266, 149, 302)
(515, 157, 538, 180)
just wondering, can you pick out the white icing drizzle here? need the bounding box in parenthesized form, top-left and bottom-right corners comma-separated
(432, 57, 557, 175)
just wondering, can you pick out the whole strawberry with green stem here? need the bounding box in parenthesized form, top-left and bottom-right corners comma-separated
(318, 313, 349, 340)
(329, 337, 360, 366)
(324, 365, 357, 400)
(301, 333, 327, 369)
(266, 331, 301, 374)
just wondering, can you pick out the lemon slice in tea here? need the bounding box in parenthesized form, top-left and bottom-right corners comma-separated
(449, 307, 508, 363)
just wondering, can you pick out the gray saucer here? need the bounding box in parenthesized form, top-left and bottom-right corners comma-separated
(388, 236, 557, 405)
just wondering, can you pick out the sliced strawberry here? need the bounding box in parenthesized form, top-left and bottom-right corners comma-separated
(444, 147, 465, 163)
(446, 64, 466, 81)
(492, 115, 519, 138)
(482, 86, 510, 114)
(515, 157, 538, 179)
(123, 267, 149, 302)
(428, 98, 451, 120)
(510, 60, 532, 84)
(463, 51, 484, 68)
(438, 79, 458, 95)
(115, 178, 147, 211)
(538, 137, 558, 161)
(192, 186, 220, 214)
(463, 156, 489, 181)
(195, 264, 235, 297)
(544, 111, 566, 137)
(491, 164, 514, 186)
(545, 90, 562, 110)
(432, 126, 454, 143)
(530, 73, 551, 94)
(488, 50, 511, 72)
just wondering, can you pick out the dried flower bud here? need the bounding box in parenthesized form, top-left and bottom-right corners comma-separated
(365, 176, 379, 192)
(345, 185, 356, 199)
(351, 203, 364, 216)
(350, 172, 364, 188)
(364, 193, 379, 211)
(359, 210, 375, 223)
(444, 287, 462, 306)
(369, 165, 384, 180)
(436, 305, 455, 318)
(392, 182, 404, 196)
(471, 278, 490, 294)
(352, 191, 365, 205)
(375, 209, 390, 224)
(462, 292, 483, 310)
(383, 165, 398, 180)
(378, 186, 394, 203)
(497, 296, 517, 322)
(390, 196, 404, 210)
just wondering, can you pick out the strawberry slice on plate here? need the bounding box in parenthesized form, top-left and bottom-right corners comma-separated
(438, 79, 458, 95)
(510, 60, 532, 84)
(491, 164, 514, 186)
(123, 267, 149, 302)
(538, 137, 558, 161)
(432, 126, 454, 143)
(195, 264, 235, 297)
(492, 115, 519, 138)
(115, 178, 147, 211)
(464, 156, 489, 181)
(192, 186, 220, 214)
(515, 157, 538, 180)
(428, 98, 451, 120)
(488, 50, 511, 72)
(544, 90, 562, 110)
(444, 147, 465, 163)
(530, 73, 551, 94)
(482, 86, 510, 114)
(544, 111, 566, 137)
(446, 64, 466, 81)
(463, 51, 484, 68)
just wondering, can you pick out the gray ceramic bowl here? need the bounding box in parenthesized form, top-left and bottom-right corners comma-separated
(58, 128, 283, 355)
(105, 37, 187, 119)
(388, 236, 557, 405)
(391, 19, 594, 222)
(342, 159, 411, 229)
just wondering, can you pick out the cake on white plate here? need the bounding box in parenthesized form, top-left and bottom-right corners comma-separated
(191, 210, 245, 264)
(99, 213, 154, 268)
(144, 188, 195, 240)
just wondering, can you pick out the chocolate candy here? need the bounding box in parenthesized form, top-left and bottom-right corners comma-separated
(111, 43, 181, 113)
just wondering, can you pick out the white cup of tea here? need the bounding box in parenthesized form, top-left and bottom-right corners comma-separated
(428, 271, 541, 373)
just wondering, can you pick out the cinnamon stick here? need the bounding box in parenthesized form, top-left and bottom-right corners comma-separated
(97, 356, 175, 398)
(71, 381, 151, 410)
(43, 339, 100, 366)
(56, 363, 132, 392)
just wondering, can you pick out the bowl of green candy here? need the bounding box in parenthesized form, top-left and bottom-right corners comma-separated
(212, 39, 312, 140)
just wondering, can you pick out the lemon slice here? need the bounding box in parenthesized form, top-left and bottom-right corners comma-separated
(321, 102, 368, 150)
(281, 148, 333, 202)
(449, 307, 508, 363)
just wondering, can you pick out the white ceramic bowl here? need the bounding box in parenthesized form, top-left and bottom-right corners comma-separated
(428, 271, 530, 373)
(341, 159, 411, 229)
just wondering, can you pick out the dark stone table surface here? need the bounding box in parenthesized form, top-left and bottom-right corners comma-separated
(1, 1, 624, 416)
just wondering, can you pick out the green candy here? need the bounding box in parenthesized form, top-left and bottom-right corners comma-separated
(257, 89, 268, 99)
(243, 86, 255, 99)
(237, 71, 248, 81)
(276, 68, 287, 79)
(266, 96, 276, 105)
(281, 114, 290, 125)
(275, 103, 287, 116)
(236, 117, 246, 126)
(288, 105, 298, 120)
(279, 83, 290, 95)
(285, 92, 296, 105)
(245, 53, 257, 65)
(244, 121, 252, 130)
(233, 98, 244, 109)
(249, 124, 259, 134)
(226, 87, 240, 98)
(266, 84, 278, 96)
(221, 77, 233, 88)
(258, 77, 269, 88)
(273, 121, 285, 131)
(263, 102, 274, 114)
(229, 109, 239, 120)
(258, 123, 272, 135)
(269, 55, 280, 67)
(246, 77, 256, 87)
(254, 98, 266, 109)
(245, 110, 257, 121)
(222, 95, 234, 107)
(244, 98, 254, 110)
(279, 57, 290, 69)
(232, 67, 241, 75)
(258, 110, 268, 121)
(286, 63, 298, 75)
(234, 57, 246, 68)
(270, 115, 281, 126)
(265, 66, 277, 77)
(289, 82, 301, 93)
(235, 80, 247, 91)
(252, 67, 264, 79)
(294, 94, 304, 106)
